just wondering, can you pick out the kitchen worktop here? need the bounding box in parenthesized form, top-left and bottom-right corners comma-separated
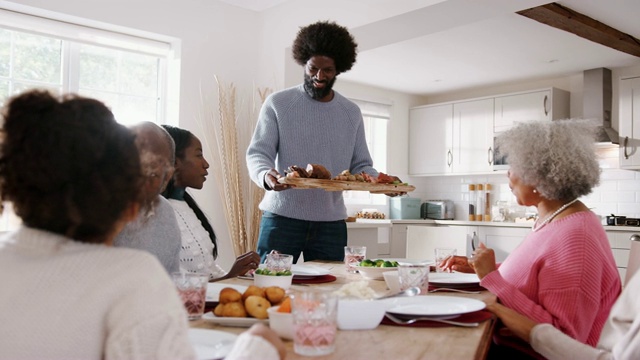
(347, 219, 640, 232)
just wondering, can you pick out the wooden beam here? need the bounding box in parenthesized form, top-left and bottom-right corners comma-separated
(517, 3, 640, 57)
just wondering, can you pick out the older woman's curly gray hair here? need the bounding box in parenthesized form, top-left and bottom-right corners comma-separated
(495, 119, 600, 201)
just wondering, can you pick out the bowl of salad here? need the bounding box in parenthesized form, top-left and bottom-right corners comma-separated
(254, 268, 293, 290)
(354, 259, 400, 280)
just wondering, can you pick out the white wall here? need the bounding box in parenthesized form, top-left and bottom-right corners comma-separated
(4, 0, 263, 269)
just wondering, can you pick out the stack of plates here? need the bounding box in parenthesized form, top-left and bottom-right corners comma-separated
(429, 272, 480, 288)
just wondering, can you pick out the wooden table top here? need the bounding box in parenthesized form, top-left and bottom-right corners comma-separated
(191, 261, 496, 360)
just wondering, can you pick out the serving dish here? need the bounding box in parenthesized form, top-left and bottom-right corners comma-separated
(355, 265, 398, 280)
(201, 312, 269, 328)
(278, 177, 415, 194)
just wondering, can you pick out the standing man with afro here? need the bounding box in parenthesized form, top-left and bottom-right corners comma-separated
(246, 20, 381, 263)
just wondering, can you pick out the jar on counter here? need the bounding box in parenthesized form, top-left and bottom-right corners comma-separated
(483, 184, 492, 222)
(475, 184, 484, 221)
(468, 184, 476, 221)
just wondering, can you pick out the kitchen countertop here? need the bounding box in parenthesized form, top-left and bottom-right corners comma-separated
(347, 219, 640, 232)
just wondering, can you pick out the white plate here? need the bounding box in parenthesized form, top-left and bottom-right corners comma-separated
(429, 272, 480, 285)
(291, 264, 330, 277)
(202, 312, 269, 328)
(206, 283, 248, 302)
(386, 296, 485, 318)
(188, 328, 237, 360)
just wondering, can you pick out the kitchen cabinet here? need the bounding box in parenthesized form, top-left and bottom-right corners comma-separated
(476, 226, 529, 263)
(409, 98, 493, 175)
(405, 225, 472, 260)
(409, 104, 452, 175)
(347, 222, 392, 258)
(493, 88, 570, 133)
(619, 76, 640, 169)
(605, 230, 637, 285)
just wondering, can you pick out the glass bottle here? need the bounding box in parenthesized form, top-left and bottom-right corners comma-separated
(476, 184, 484, 221)
(468, 184, 476, 221)
(484, 183, 492, 221)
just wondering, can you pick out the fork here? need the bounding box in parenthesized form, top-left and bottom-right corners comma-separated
(428, 288, 480, 294)
(385, 313, 479, 327)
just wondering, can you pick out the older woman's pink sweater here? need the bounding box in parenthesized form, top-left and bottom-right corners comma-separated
(481, 211, 621, 346)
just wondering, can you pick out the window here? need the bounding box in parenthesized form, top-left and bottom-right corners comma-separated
(344, 99, 390, 206)
(0, 6, 178, 125)
(0, 6, 179, 231)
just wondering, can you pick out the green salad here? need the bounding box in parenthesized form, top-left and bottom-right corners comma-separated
(254, 268, 293, 276)
(358, 259, 399, 268)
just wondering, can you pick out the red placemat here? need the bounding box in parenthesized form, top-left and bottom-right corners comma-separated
(292, 274, 337, 284)
(380, 310, 494, 328)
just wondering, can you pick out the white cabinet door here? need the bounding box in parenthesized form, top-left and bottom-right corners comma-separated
(453, 98, 494, 173)
(405, 225, 472, 261)
(476, 226, 529, 263)
(493, 88, 570, 133)
(409, 104, 453, 175)
(619, 77, 640, 169)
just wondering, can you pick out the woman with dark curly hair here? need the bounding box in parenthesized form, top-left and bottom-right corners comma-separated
(442, 119, 621, 358)
(0, 90, 198, 358)
(0, 91, 284, 360)
(247, 20, 383, 262)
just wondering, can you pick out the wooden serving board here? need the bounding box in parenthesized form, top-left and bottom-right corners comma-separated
(278, 177, 415, 194)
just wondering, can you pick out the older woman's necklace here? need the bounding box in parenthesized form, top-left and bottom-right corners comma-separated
(532, 199, 579, 232)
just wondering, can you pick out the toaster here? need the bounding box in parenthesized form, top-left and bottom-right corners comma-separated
(421, 200, 455, 220)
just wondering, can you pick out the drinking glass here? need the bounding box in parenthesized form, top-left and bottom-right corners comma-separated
(434, 248, 457, 273)
(397, 263, 430, 293)
(172, 272, 208, 320)
(291, 290, 338, 356)
(265, 253, 294, 273)
(344, 245, 367, 273)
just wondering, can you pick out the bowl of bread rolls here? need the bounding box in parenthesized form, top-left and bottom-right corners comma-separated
(213, 285, 288, 320)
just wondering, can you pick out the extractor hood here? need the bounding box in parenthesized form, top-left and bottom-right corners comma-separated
(583, 68, 619, 145)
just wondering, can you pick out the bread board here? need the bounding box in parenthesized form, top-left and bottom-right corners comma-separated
(278, 177, 415, 194)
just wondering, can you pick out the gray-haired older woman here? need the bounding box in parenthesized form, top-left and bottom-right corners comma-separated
(442, 119, 621, 357)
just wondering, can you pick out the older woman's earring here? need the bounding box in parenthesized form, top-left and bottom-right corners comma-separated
(533, 189, 538, 194)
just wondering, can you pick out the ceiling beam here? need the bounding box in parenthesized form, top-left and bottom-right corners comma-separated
(517, 3, 640, 57)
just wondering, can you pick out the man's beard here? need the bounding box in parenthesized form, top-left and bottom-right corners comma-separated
(303, 74, 336, 100)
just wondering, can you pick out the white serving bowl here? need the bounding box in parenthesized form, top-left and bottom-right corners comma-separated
(337, 298, 389, 330)
(267, 306, 293, 340)
(383, 270, 400, 293)
(355, 265, 398, 280)
(254, 273, 293, 290)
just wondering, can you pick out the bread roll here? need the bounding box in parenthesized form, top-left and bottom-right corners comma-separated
(244, 295, 271, 319)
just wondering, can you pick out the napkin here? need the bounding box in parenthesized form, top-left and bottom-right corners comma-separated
(292, 274, 337, 284)
(380, 310, 494, 328)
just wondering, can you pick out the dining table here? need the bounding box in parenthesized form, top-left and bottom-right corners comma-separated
(190, 261, 497, 360)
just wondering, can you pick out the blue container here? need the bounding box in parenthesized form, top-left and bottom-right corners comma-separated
(389, 197, 421, 219)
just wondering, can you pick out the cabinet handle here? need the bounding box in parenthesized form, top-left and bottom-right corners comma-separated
(488, 147, 493, 165)
(631, 234, 640, 242)
(543, 95, 549, 117)
(624, 136, 630, 159)
(447, 149, 453, 167)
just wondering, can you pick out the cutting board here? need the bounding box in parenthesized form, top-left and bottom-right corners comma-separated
(278, 177, 415, 194)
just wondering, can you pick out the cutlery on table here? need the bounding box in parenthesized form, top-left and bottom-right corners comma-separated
(385, 313, 479, 327)
(428, 288, 480, 294)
